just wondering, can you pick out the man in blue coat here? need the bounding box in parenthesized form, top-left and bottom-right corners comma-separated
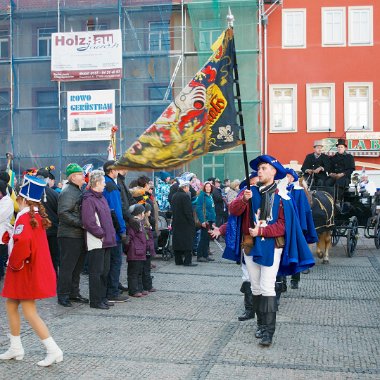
(221, 155, 315, 347)
(103, 161, 129, 303)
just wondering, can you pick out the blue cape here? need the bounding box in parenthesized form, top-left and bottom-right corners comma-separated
(289, 187, 318, 244)
(223, 186, 315, 276)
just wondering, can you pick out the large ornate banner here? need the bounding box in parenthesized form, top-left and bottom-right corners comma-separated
(115, 28, 240, 170)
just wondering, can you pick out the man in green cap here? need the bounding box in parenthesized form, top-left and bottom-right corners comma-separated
(57, 163, 88, 307)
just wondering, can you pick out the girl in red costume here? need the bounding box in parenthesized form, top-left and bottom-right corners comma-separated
(0, 175, 63, 367)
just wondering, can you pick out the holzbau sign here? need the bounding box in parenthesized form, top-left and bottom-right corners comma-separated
(323, 132, 380, 157)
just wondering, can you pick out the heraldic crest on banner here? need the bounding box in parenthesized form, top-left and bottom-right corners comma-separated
(115, 28, 240, 170)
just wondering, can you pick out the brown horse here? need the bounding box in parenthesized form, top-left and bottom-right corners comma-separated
(300, 179, 335, 263)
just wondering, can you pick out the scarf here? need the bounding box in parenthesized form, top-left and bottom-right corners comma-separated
(258, 182, 277, 221)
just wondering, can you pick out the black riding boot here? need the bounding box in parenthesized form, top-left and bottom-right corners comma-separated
(238, 282, 255, 321)
(252, 295, 263, 338)
(258, 296, 278, 347)
(275, 276, 286, 306)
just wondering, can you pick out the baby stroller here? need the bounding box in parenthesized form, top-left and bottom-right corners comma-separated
(157, 211, 173, 261)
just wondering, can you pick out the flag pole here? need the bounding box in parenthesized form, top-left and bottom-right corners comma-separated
(227, 9, 253, 228)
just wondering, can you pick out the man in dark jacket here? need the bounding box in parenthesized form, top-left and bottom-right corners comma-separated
(171, 180, 197, 266)
(325, 139, 355, 200)
(301, 140, 331, 187)
(36, 168, 60, 277)
(57, 163, 88, 307)
(211, 178, 228, 227)
(103, 160, 129, 303)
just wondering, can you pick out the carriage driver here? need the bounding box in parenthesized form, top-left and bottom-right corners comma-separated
(325, 138, 355, 200)
(215, 155, 315, 347)
(301, 140, 330, 187)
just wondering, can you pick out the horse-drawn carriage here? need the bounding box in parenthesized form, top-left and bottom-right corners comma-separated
(308, 180, 380, 260)
(331, 184, 380, 256)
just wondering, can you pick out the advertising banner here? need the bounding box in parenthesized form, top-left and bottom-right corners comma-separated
(67, 90, 115, 141)
(51, 30, 122, 81)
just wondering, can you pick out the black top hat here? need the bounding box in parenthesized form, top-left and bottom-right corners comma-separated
(336, 138, 347, 147)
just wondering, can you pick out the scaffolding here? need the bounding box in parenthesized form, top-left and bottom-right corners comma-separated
(0, 0, 260, 181)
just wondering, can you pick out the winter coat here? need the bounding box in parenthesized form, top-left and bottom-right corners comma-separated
(117, 174, 136, 221)
(0, 195, 14, 245)
(145, 225, 156, 256)
(1, 208, 56, 299)
(82, 188, 117, 250)
(171, 188, 195, 251)
(57, 181, 84, 239)
(126, 218, 147, 261)
(212, 187, 227, 215)
(196, 191, 216, 224)
(41, 186, 59, 237)
(103, 175, 126, 241)
(155, 178, 171, 211)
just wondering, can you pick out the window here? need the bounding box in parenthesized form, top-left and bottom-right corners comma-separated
(282, 9, 306, 48)
(306, 84, 335, 132)
(344, 83, 373, 131)
(86, 21, 109, 32)
(0, 91, 10, 132)
(349, 6, 373, 46)
(322, 7, 345, 46)
(149, 22, 170, 51)
(199, 20, 221, 51)
(37, 27, 56, 57)
(269, 85, 297, 133)
(0, 30, 9, 59)
(203, 154, 224, 181)
(148, 86, 171, 124)
(36, 91, 59, 130)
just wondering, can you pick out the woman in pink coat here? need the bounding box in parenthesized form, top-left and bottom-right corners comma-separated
(0, 175, 63, 367)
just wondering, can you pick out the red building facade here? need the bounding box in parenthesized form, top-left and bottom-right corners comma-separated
(264, 0, 379, 170)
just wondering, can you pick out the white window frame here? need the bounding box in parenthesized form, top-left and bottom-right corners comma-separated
(321, 7, 346, 47)
(282, 9, 306, 49)
(348, 6, 373, 46)
(148, 21, 170, 51)
(37, 27, 56, 57)
(0, 30, 9, 59)
(306, 84, 335, 133)
(344, 82, 373, 132)
(269, 84, 297, 133)
(199, 20, 221, 51)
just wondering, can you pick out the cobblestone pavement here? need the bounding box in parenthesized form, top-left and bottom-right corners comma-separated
(0, 233, 379, 379)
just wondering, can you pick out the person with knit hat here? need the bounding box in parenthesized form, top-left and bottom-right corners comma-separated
(155, 171, 171, 211)
(57, 163, 88, 307)
(125, 204, 147, 297)
(1, 175, 63, 367)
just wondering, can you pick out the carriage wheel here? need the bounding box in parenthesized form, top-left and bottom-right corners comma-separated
(346, 216, 358, 257)
(375, 215, 380, 249)
(331, 227, 340, 246)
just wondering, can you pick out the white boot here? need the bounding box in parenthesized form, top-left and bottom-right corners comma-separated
(0, 334, 25, 360)
(37, 337, 63, 367)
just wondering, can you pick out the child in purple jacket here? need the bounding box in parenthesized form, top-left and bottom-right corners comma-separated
(126, 204, 147, 297)
(142, 203, 156, 293)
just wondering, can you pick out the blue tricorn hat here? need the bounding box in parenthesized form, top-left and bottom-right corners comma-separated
(285, 168, 299, 182)
(249, 155, 287, 180)
(239, 171, 258, 190)
(19, 175, 47, 202)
